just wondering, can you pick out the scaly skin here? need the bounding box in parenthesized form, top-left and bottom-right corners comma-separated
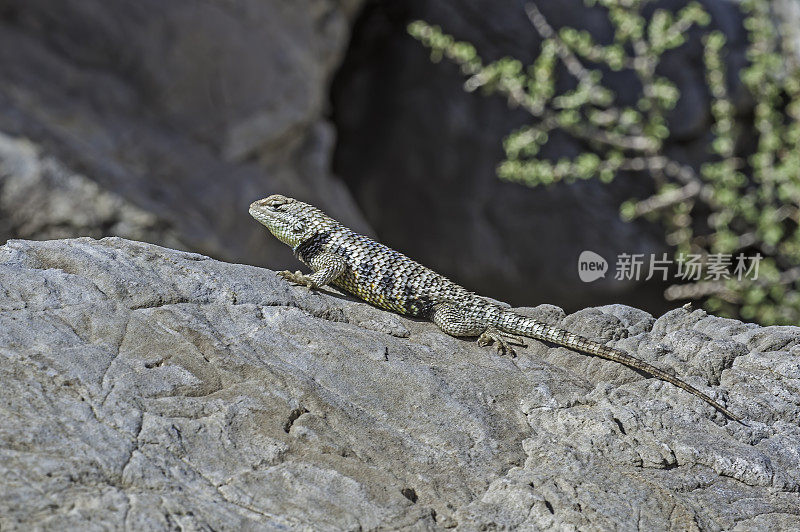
(250, 194, 742, 422)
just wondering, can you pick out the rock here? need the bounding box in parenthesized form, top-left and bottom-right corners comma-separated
(0, 132, 185, 248)
(0, 237, 798, 529)
(0, 0, 371, 270)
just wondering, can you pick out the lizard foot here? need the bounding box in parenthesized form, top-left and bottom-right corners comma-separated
(278, 270, 317, 289)
(477, 327, 526, 357)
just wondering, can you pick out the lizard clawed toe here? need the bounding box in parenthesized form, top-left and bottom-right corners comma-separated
(477, 328, 522, 357)
(502, 332, 526, 347)
(278, 270, 317, 289)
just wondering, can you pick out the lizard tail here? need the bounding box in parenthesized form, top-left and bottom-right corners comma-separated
(497, 312, 743, 423)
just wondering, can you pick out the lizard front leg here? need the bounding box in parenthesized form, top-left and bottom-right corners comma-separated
(431, 304, 525, 356)
(278, 252, 347, 289)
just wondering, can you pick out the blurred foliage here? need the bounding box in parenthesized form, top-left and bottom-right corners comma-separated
(409, 0, 800, 325)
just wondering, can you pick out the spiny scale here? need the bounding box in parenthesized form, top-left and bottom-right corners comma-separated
(249, 194, 742, 422)
(297, 229, 442, 316)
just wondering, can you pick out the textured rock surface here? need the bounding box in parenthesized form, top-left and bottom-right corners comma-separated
(1, 237, 798, 529)
(0, 132, 184, 248)
(0, 0, 370, 267)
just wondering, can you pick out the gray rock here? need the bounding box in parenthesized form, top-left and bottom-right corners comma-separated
(0, 132, 185, 248)
(0, 237, 798, 529)
(0, 0, 371, 269)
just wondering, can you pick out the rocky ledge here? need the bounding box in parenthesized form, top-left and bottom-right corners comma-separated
(0, 237, 798, 530)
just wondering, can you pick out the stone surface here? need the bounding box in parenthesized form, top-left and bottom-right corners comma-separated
(0, 0, 371, 269)
(0, 237, 798, 529)
(0, 132, 184, 248)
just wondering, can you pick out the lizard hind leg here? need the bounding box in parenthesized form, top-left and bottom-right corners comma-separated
(477, 327, 526, 357)
(431, 304, 525, 357)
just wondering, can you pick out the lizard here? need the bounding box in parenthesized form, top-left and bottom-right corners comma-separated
(249, 194, 742, 422)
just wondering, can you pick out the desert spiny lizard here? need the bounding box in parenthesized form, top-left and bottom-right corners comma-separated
(249, 194, 741, 422)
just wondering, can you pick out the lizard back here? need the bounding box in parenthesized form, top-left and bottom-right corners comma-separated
(295, 224, 480, 318)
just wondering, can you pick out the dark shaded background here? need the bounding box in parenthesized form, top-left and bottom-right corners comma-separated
(0, 0, 752, 315)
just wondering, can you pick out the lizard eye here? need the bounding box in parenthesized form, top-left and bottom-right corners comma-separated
(264, 195, 293, 211)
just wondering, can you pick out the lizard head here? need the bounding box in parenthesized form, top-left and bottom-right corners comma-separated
(249, 194, 335, 249)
